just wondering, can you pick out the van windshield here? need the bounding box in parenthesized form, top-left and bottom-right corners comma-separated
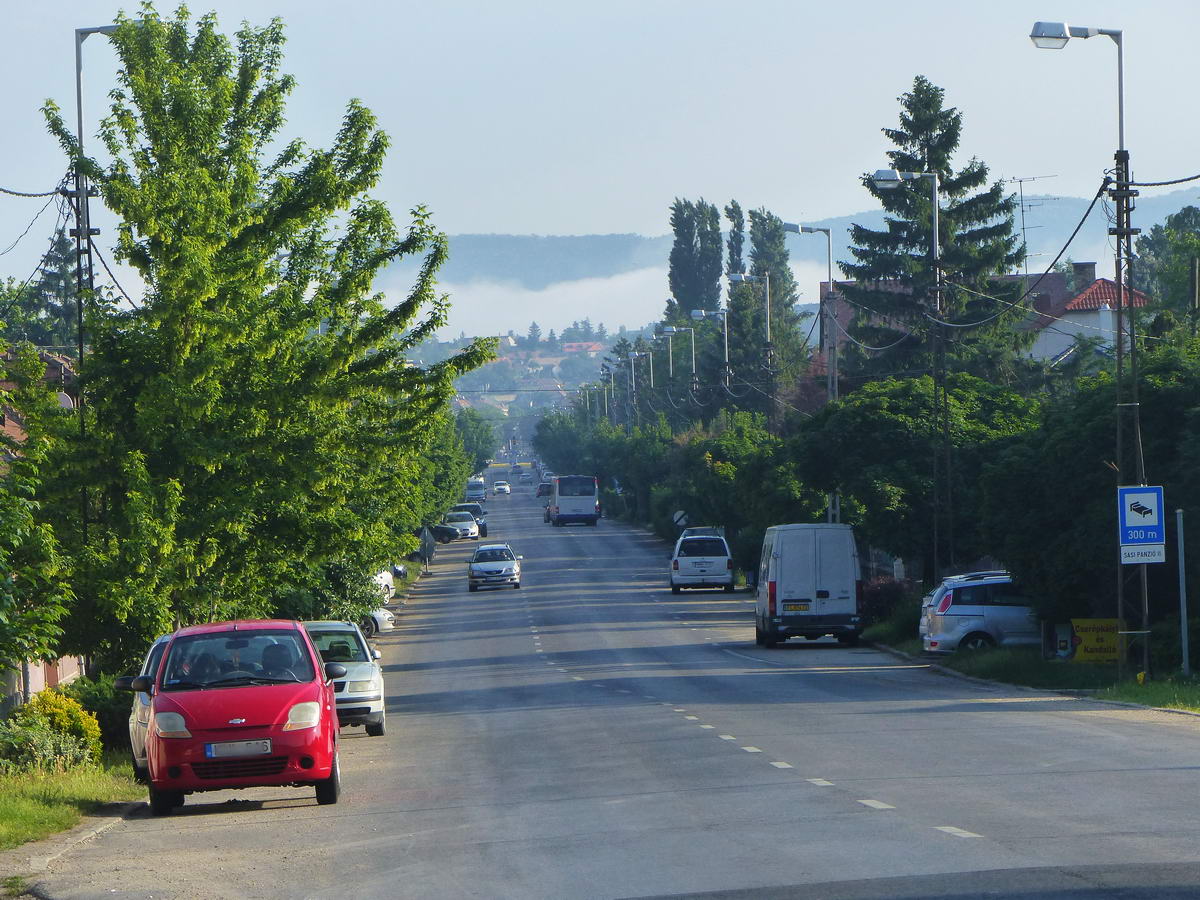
(557, 476, 595, 497)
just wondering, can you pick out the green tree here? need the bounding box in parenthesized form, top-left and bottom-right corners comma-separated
(840, 76, 1024, 379)
(455, 407, 498, 472)
(525, 321, 542, 347)
(0, 229, 79, 349)
(666, 198, 722, 320)
(0, 343, 74, 673)
(1132, 206, 1200, 337)
(40, 6, 492, 666)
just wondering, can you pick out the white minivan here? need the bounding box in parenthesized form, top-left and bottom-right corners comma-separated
(754, 524, 863, 647)
(547, 475, 600, 526)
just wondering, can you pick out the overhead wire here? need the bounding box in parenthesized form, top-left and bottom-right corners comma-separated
(0, 195, 72, 323)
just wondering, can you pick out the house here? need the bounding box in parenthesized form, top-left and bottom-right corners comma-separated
(559, 341, 605, 357)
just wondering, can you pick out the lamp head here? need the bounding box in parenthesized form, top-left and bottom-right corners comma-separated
(871, 169, 904, 190)
(1030, 21, 1070, 49)
(782, 222, 800, 234)
(661, 326, 678, 334)
(690, 309, 705, 320)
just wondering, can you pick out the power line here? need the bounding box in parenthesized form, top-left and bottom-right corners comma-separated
(89, 239, 139, 308)
(0, 196, 72, 322)
(0, 191, 62, 258)
(0, 183, 63, 199)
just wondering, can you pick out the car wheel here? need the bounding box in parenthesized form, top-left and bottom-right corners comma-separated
(315, 753, 341, 805)
(754, 624, 765, 646)
(366, 715, 386, 738)
(960, 632, 995, 651)
(481, 527, 488, 537)
(148, 784, 182, 816)
(130, 752, 148, 785)
(361, 617, 377, 638)
(513, 582, 521, 589)
(469, 584, 478, 592)
(762, 629, 778, 649)
(724, 583, 735, 593)
(837, 632, 860, 647)
(671, 584, 681, 595)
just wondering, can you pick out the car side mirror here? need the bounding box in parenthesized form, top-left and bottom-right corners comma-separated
(114, 675, 136, 691)
(372, 648, 381, 660)
(324, 662, 348, 680)
(129, 675, 154, 693)
(517, 555, 523, 560)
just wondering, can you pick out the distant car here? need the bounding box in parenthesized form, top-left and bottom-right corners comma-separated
(468, 543, 523, 591)
(922, 571, 1039, 653)
(430, 523, 459, 543)
(360, 606, 396, 638)
(304, 621, 386, 736)
(670, 534, 734, 593)
(443, 511, 480, 540)
(493, 481, 511, 495)
(536, 481, 553, 498)
(510, 464, 523, 474)
(116, 619, 345, 815)
(115, 634, 173, 783)
(450, 502, 488, 537)
(519, 472, 533, 484)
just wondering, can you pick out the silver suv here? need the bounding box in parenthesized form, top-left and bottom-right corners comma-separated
(921, 571, 1040, 653)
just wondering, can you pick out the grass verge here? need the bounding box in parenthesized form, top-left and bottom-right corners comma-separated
(933, 647, 1120, 690)
(0, 750, 142, 851)
(1099, 678, 1200, 712)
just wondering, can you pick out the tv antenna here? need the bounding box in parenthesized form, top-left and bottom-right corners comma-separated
(1009, 175, 1059, 279)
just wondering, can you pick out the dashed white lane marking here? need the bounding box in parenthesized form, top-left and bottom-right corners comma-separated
(699, 724, 715, 729)
(857, 799, 895, 810)
(615, 689, 631, 694)
(572, 676, 584, 681)
(558, 668, 568, 672)
(684, 715, 699, 721)
(536, 649, 543, 653)
(644, 695, 657, 700)
(741, 746, 762, 753)
(673, 708, 687, 712)
(770, 761, 794, 769)
(593, 684, 605, 688)
(807, 778, 834, 786)
(935, 826, 982, 838)
(718, 734, 736, 741)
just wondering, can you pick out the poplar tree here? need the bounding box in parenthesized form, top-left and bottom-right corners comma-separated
(840, 76, 1023, 377)
(40, 5, 492, 663)
(666, 198, 722, 320)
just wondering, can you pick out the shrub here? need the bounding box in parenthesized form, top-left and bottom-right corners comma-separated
(0, 720, 92, 773)
(8, 690, 102, 764)
(60, 676, 129, 752)
(859, 577, 912, 626)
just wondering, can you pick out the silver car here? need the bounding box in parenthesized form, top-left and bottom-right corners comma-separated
(114, 633, 172, 783)
(468, 543, 522, 591)
(305, 622, 386, 736)
(922, 571, 1040, 652)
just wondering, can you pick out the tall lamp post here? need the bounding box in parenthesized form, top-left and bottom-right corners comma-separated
(1031, 19, 1146, 676)
(661, 326, 696, 390)
(872, 167, 948, 576)
(729, 272, 775, 427)
(691, 309, 729, 386)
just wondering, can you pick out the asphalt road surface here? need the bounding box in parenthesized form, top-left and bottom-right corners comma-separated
(20, 481, 1200, 898)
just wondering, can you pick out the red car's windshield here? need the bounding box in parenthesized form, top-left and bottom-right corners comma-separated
(160, 630, 315, 690)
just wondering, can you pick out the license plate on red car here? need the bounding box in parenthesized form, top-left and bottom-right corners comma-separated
(205, 739, 271, 758)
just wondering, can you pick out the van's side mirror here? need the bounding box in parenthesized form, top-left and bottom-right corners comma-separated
(114, 675, 136, 691)
(129, 675, 154, 693)
(324, 662, 348, 680)
(372, 648, 381, 661)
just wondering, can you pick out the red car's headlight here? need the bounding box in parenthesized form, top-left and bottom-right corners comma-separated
(154, 711, 191, 738)
(283, 701, 321, 732)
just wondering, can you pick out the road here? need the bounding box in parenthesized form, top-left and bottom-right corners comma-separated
(21, 480, 1200, 898)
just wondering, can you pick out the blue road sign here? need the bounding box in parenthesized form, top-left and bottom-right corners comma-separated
(1117, 485, 1165, 546)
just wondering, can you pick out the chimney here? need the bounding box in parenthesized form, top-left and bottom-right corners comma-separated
(1073, 261, 1097, 286)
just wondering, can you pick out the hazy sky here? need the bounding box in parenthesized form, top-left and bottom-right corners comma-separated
(3, 1, 1198, 336)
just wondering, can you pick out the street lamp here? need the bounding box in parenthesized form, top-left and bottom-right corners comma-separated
(628, 350, 653, 389)
(871, 170, 940, 304)
(728, 272, 772, 352)
(784, 223, 837, 402)
(691, 308, 729, 386)
(1032, 19, 1144, 675)
(661, 325, 696, 388)
(654, 327, 674, 378)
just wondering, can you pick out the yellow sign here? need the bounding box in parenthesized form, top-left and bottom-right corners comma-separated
(1059, 618, 1121, 663)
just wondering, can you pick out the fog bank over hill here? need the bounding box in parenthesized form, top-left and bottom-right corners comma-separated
(377, 188, 1198, 340)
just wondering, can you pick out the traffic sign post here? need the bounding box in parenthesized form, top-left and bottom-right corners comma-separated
(1117, 485, 1165, 564)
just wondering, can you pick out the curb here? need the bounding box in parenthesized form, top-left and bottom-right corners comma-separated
(9, 801, 140, 875)
(869, 640, 1200, 719)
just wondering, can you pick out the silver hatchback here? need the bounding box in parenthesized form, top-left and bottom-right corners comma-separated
(922, 571, 1040, 653)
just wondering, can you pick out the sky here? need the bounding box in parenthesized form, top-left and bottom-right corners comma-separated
(2, 0, 1198, 338)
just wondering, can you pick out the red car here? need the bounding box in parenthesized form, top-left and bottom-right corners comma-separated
(123, 619, 345, 815)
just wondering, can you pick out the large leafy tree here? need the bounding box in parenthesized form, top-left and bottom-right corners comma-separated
(840, 76, 1024, 378)
(455, 407, 498, 473)
(0, 228, 80, 349)
(40, 6, 491, 665)
(1132, 206, 1200, 336)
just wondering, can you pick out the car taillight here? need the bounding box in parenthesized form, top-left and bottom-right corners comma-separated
(672, 560, 679, 570)
(768, 580, 777, 616)
(936, 591, 954, 615)
(727, 559, 733, 570)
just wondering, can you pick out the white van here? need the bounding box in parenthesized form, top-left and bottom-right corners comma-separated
(464, 477, 487, 503)
(754, 524, 863, 647)
(548, 475, 600, 526)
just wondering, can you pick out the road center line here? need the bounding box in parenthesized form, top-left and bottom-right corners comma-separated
(857, 799, 895, 810)
(770, 761, 793, 769)
(934, 826, 982, 838)
(741, 746, 762, 753)
(807, 778, 834, 786)
(718, 734, 736, 741)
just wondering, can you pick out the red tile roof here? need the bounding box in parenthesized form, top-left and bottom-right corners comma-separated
(1065, 279, 1150, 311)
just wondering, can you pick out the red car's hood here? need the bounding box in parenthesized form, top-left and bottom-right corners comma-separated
(155, 681, 322, 731)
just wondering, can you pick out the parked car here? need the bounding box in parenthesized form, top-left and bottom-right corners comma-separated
(443, 511, 480, 540)
(451, 502, 488, 537)
(117, 619, 345, 815)
(360, 606, 395, 638)
(468, 543, 523, 591)
(431, 523, 459, 543)
(372, 569, 394, 600)
(680, 526, 724, 539)
(304, 622, 386, 736)
(493, 480, 511, 495)
(114, 634, 173, 783)
(519, 472, 534, 484)
(755, 524, 863, 647)
(670, 534, 734, 593)
(922, 571, 1039, 653)
(510, 464, 523, 474)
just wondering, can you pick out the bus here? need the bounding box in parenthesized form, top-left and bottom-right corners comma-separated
(548, 475, 600, 527)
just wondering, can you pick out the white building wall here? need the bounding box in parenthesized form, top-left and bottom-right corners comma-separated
(1027, 306, 1116, 361)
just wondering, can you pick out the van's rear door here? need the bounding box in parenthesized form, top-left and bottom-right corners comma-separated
(777, 529, 816, 615)
(816, 528, 857, 616)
